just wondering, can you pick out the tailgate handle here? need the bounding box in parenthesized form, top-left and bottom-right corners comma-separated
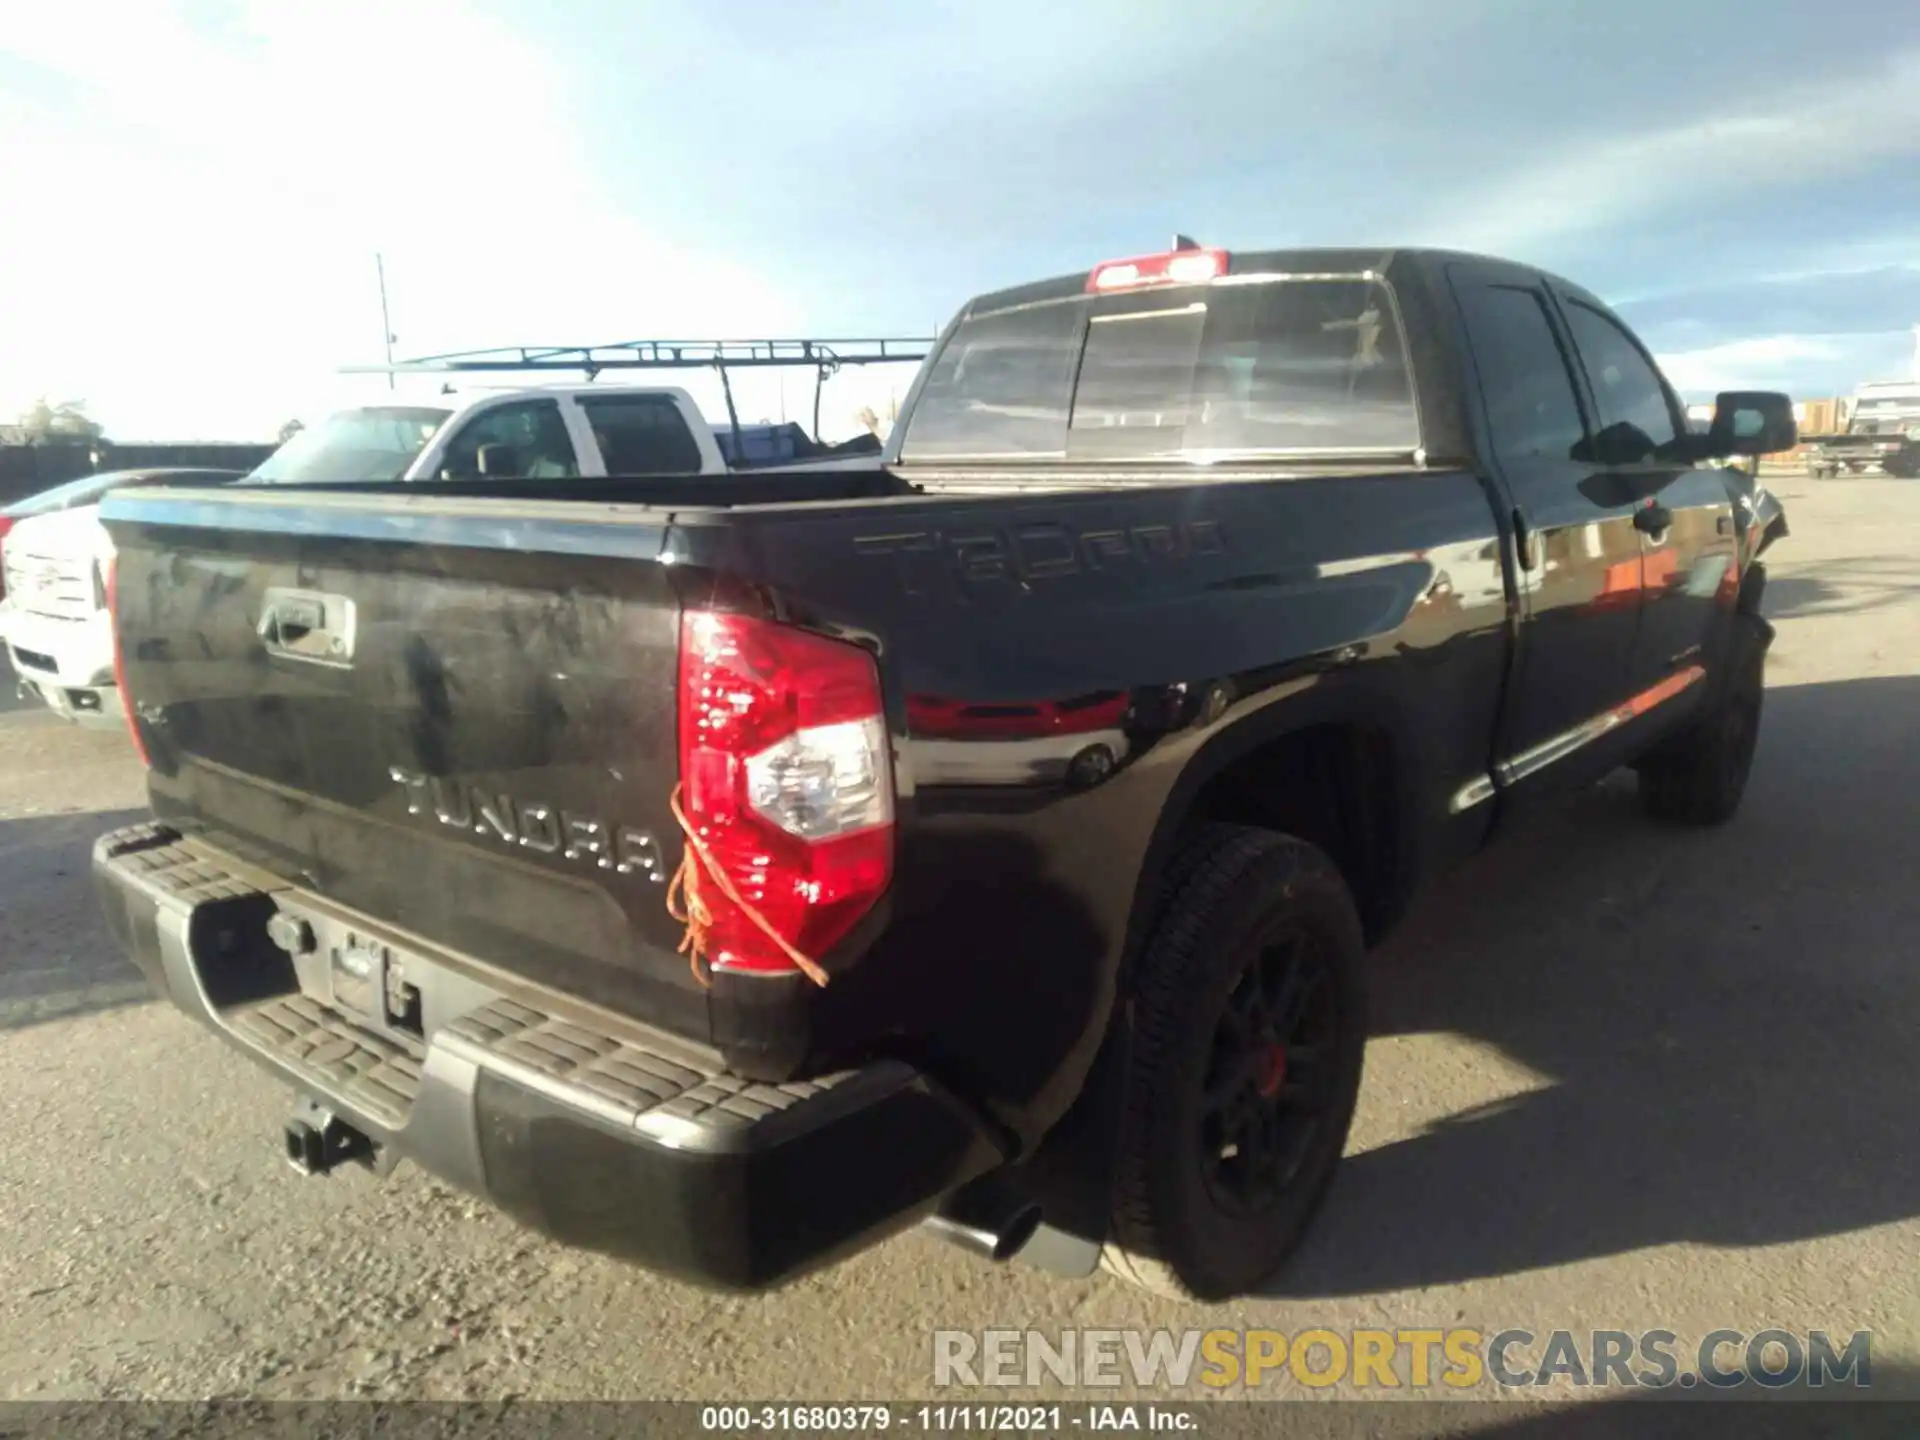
(259, 589, 356, 666)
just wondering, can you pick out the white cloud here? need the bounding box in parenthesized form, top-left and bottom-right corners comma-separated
(0, 0, 797, 440)
(1420, 51, 1920, 256)
(1656, 335, 1841, 393)
(1655, 331, 1918, 396)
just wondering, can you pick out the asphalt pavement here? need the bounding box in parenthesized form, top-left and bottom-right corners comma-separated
(0, 471, 1916, 1407)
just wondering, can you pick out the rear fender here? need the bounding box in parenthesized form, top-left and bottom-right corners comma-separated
(1007, 680, 1425, 1253)
(1120, 675, 1426, 973)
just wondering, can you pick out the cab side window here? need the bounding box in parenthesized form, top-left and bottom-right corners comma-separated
(1563, 303, 1680, 464)
(579, 395, 704, 474)
(439, 400, 580, 479)
(1455, 283, 1588, 468)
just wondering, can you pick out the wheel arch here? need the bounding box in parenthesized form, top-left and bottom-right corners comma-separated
(1123, 679, 1427, 981)
(1011, 677, 1432, 1265)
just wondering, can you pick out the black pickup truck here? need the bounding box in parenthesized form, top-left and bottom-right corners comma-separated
(92, 245, 1791, 1301)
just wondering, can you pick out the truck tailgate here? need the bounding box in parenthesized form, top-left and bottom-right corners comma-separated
(101, 490, 706, 1035)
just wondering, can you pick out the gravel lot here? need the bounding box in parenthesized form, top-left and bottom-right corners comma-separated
(1, 471, 1916, 1410)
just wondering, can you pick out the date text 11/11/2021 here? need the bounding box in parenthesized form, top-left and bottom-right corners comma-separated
(700, 1405, 1200, 1432)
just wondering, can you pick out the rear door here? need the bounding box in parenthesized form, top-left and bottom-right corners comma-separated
(576, 393, 708, 475)
(433, 398, 583, 480)
(1449, 265, 1647, 798)
(1556, 295, 1738, 716)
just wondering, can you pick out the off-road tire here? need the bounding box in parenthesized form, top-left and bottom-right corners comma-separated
(1101, 825, 1367, 1301)
(1637, 613, 1768, 826)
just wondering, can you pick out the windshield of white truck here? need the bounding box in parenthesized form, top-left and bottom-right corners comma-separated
(249, 407, 452, 484)
(899, 276, 1418, 463)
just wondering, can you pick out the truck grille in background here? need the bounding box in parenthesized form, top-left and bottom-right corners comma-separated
(1, 549, 94, 622)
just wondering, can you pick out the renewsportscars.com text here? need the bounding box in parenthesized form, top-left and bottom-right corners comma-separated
(931, 1327, 1872, 1392)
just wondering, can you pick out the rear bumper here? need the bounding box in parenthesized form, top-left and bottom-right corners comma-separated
(3, 605, 114, 687)
(1806, 443, 1907, 460)
(5, 606, 120, 727)
(11, 669, 120, 728)
(91, 823, 1006, 1290)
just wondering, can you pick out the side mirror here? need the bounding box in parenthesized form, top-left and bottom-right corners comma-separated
(475, 442, 519, 478)
(1709, 391, 1796, 458)
(1570, 421, 1658, 467)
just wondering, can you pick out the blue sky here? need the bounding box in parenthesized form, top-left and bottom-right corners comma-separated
(2, 0, 1917, 440)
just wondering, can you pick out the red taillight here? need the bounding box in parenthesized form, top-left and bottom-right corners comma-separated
(1086, 247, 1228, 293)
(0, 515, 12, 599)
(103, 556, 151, 768)
(676, 610, 893, 977)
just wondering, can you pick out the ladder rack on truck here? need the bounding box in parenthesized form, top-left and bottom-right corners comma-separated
(342, 336, 934, 459)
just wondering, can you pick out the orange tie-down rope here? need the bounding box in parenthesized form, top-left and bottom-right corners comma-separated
(666, 784, 831, 990)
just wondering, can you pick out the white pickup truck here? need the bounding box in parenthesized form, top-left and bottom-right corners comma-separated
(263, 384, 728, 484)
(3, 385, 871, 727)
(2, 468, 247, 725)
(257, 383, 877, 486)
(1800, 380, 1920, 479)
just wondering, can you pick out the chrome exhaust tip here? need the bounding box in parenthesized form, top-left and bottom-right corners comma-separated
(922, 1172, 1044, 1262)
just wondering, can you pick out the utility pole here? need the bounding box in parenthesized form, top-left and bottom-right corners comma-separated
(376, 253, 397, 391)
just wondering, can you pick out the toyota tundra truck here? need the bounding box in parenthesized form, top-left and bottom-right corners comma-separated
(91, 245, 1791, 1301)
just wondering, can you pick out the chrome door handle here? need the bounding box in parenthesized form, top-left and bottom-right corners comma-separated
(258, 588, 356, 666)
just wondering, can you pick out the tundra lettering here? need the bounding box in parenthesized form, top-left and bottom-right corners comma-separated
(856, 518, 1226, 601)
(386, 766, 662, 880)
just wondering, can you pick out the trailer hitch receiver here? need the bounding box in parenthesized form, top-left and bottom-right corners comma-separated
(282, 1097, 375, 1177)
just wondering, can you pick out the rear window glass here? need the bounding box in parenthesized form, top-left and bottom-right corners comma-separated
(579, 395, 705, 474)
(899, 277, 1419, 462)
(1068, 303, 1208, 459)
(893, 304, 1082, 460)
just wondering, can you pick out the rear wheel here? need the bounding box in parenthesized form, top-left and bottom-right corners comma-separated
(1636, 614, 1767, 826)
(1102, 825, 1367, 1301)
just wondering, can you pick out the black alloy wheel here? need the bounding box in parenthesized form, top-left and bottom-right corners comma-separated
(1199, 927, 1339, 1217)
(1103, 824, 1368, 1301)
